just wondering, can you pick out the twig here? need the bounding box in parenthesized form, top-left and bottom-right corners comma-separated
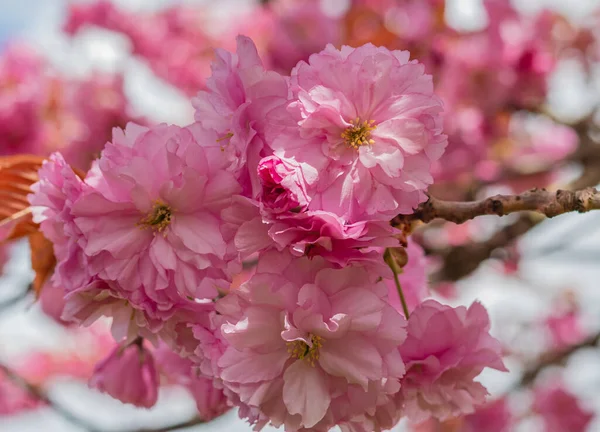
(0, 363, 103, 432)
(428, 215, 537, 283)
(394, 187, 600, 226)
(517, 332, 600, 388)
(135, 417, 204, 432)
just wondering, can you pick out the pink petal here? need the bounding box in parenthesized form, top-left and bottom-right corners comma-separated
(219, 347, 288, 384)
(319, 335, 382, 390)
(283, 360, 330, 428)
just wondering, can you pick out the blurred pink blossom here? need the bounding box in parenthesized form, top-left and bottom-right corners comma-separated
(533, 381, 594, 432)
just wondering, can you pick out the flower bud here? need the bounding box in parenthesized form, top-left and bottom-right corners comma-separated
(89, 340, 159, 408)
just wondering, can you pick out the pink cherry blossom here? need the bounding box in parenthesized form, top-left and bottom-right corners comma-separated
(267, 43, 447, 223)
(398, 300, 507, 423)
(235, 208, 399, 269)
(90, 340, 159, 408)
(216, 252, 406, 430)
(533, 381, 594, 432)
(71, 122, 240, 301)
(387, 238, 429, 314)
(154, 344, 229, 420)
(192, 35, 288, 195)
(29, 126, 238, 349)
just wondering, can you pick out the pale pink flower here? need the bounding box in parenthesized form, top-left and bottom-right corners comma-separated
(29, 153, 84, 250)
(533, 381, 594, 432)
(71, 122, 240, 301)
(30, 126, 238, 348)
(155, 344, 229, 420)
(268, 43, 447, 223)
(216, 253, 406, 430)
(90, 341, 159, 408)
(192, 312, 230, 380)
(398, 300, 507, 423)
(387, 239, 429, 314)
(192, 35, 288, 194)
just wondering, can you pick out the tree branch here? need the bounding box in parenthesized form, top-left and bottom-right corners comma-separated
(135, 417, 204, 432)
(0, 363, 103, 432)
(518, 331, 600, 388)
(394, 187, 600, 226)
(429, 215, 537, 283)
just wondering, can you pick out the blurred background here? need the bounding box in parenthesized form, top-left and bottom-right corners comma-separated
(2, 0, 600, 431)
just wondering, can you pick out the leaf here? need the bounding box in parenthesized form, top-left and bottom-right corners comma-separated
(0, 155, 45, 242)
(29, 231, 56, 297)
(0, 154, 85, 297)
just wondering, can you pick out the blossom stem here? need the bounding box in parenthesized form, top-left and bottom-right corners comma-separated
(392, 268, 410, 319)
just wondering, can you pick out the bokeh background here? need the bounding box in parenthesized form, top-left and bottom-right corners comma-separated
(2, 0, 600, 431)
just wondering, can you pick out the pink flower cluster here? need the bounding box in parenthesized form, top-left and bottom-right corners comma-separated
(29, 36, 507, 430)
(64, 0, 214, 96)
(0, 42, 144, 171)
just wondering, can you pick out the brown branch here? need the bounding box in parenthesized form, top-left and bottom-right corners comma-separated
(0, 363, 103, 432)
(135, 417, 204, 432)
(518, 331, 600, 389)
(431, 215, 537, 283)
(395, 187, 600, 226)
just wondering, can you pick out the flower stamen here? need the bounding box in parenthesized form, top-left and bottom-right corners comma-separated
(286, 334, 323, 367)
(138, 200, 172, 233)
(341, 118, 376, 149)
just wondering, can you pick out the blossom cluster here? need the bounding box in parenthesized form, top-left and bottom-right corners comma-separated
(62, 0, 592, 190)
(29, 36, 508, 430)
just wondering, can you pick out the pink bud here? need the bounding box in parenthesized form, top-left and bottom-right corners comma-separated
(90, 341, 159, 408)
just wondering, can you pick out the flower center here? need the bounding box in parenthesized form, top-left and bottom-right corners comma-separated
(138, 200, 172, 233)
(341, 118, 376, 149)
(287, 334, 323, 367)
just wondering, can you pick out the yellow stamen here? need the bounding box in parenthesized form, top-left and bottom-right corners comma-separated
(286, 334, 323, 367)
(216, 132, 234, 142)
(341, 118, 376, 149)
(138, 200, 172, 234)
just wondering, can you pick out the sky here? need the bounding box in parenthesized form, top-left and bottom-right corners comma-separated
(1, 1, 600, 431)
